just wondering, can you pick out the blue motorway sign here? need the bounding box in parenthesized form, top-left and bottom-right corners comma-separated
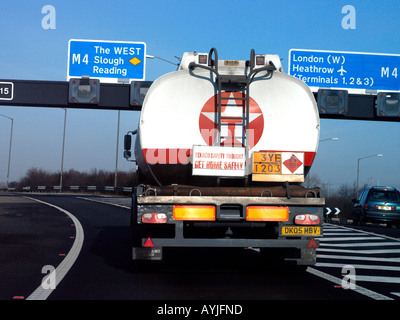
(289, 49, 400, 92)
(68, 39, 146, 83)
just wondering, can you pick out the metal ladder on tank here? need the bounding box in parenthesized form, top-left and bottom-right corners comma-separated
(189, 48, 277, 178)
(216, 69, 251, 157)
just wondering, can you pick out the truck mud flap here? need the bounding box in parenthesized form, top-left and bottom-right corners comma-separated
(132, 247, 163, 261)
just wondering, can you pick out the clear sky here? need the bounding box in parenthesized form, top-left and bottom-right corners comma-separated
(0, 0, 399, 191)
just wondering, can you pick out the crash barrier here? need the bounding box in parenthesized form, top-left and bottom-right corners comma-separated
(1, 186, 133, 194)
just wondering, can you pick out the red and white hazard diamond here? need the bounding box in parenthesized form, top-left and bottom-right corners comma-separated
(199, 92, 264, 149)
(282, 153, 304, 175)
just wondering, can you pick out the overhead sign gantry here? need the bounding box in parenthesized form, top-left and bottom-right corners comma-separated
(0, 45, 399, 122)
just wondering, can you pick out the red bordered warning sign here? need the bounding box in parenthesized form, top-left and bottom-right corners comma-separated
(282, 153, 304, 175)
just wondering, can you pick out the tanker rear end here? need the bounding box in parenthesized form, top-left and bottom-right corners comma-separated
(124, 48, 324, 266)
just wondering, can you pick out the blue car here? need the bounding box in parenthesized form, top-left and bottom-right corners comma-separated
(352, 186, 400, 226)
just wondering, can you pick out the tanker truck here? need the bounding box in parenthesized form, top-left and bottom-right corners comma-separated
(124, 48, 324, 266)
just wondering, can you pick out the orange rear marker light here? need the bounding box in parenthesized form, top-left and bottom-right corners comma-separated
(173, 205, 216, 221)
(246, 206, 289, 221)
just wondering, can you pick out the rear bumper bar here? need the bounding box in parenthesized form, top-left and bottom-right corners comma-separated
(137, 195, 325, 206)
(140, 236, 318, 248)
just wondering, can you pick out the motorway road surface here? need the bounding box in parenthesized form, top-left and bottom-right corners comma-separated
(1, 193, 400, 305)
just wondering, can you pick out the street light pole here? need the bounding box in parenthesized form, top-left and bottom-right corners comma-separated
(0, 114, 13, 189)
(319, 137, 339, 142)
(146, 55, 179, 66)
(114, 110, 120, 188)
(356, 154, 383, 195)
(60, 108, 67, 188)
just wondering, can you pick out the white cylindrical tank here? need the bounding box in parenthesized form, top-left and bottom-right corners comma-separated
(135, 50, 319, 186)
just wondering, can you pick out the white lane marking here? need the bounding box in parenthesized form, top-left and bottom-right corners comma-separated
(318, 232, 369, 236)
(306, 267, 393, 300)
(24, 197, 84, 300)
(319, 237, 385, 242)
(317, 254, 400, 263)
(356, 276, 400, 284)
(315, 262, 400, 272)
(317, 248, 400, 254)
(77, 196, 131, 209)
(319, 241, 400, 247)
(324, 223, 400, 242)
(315, 224, 400, 299)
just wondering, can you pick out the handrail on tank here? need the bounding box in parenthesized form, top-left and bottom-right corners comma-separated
(188, 47, 220, 78)
(189, 48, 276, 85)
(208, 48, 218, 74)
(247, 48, 277, 84)
(249, 49, 255, 75)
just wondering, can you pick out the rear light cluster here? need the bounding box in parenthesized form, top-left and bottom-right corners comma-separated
(140, 206, 321, 224)
(172, 205, 290, 222)
(173, 205, 216, 221)
(294, 214, 320, 225)
(246, 206, 288, 221)
(142, 213, 168, 224)
(141, 206, 216, 224)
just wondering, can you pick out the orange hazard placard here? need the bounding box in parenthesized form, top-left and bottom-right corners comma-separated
(252, 152, 281, 174)
(252, 151, 304, 182)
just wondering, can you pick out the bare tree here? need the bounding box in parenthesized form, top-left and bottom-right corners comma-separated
(17, 167, 136, 188)
(302, 173, 321, 188)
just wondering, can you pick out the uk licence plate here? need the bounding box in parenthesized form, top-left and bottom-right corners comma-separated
(281, 226, 321, 236)
(377, 206, 391, 210)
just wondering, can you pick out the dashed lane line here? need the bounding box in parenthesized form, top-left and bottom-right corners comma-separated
(23, 197, 84, 300)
